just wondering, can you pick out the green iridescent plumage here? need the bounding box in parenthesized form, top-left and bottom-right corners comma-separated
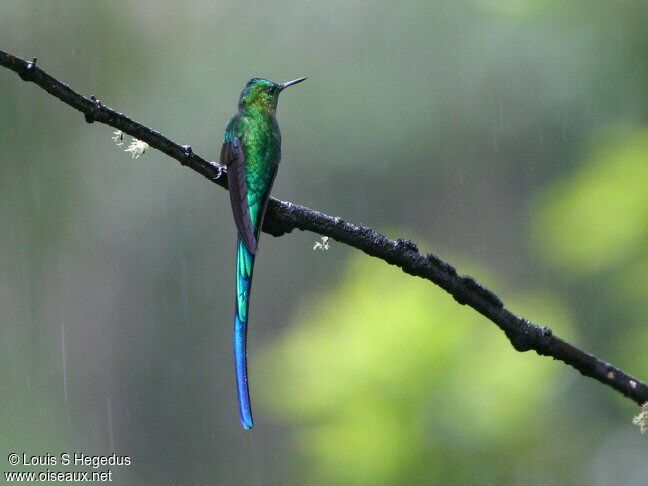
(225, 83, 281, 230)
(221, 76, 306, 429)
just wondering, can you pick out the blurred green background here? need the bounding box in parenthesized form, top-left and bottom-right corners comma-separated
(1, 1, 646, 484)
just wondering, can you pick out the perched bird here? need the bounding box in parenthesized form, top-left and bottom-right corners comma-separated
(221, 76, 307, 429)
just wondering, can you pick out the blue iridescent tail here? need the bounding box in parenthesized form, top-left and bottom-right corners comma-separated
(234, 238, 255, 429)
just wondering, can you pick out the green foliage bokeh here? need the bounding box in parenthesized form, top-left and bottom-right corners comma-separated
(1, 0, 646, 484)
(258, 256, 581, 484)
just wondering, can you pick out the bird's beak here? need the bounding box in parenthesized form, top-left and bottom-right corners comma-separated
(280, 77, 307, 90)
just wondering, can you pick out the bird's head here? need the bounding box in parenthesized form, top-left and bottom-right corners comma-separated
(238, 77, 307, 112)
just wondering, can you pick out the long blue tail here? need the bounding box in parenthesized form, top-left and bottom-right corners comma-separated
(234, 238, 255, 429)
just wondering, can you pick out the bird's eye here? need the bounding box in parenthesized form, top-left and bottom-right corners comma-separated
(269, 86, 278, 94)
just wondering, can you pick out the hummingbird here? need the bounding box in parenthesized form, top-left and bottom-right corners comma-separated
(220, 76, 307, 429)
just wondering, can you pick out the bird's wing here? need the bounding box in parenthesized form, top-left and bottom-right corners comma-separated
(255, 167, 279, 242)
(221, 136, 258, 254)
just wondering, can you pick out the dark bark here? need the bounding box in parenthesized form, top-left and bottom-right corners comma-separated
(1, 49, 646, 406)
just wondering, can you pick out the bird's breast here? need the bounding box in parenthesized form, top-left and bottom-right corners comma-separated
(243, 116, 281, 169)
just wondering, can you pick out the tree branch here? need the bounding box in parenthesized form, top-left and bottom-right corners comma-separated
(1, 49, 646, 406)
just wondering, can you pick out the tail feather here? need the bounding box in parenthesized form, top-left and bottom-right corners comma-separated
(234, 238, 255, 429)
